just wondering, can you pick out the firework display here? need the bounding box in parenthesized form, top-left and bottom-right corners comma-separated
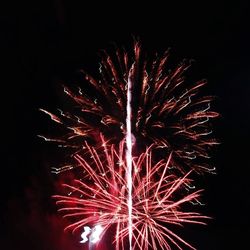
(41, 41, 218, 249)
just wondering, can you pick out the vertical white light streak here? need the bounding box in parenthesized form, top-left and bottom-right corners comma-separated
(126, 77, 133, 250)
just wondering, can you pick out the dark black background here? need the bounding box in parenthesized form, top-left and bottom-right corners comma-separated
(1, 1, 250, 249)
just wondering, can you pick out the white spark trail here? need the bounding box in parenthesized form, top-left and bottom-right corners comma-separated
(126, 77, 133, 250)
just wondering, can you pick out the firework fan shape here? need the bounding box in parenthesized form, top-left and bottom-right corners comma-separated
(40, 41, 218, 174)
(54, 135, 209, 250)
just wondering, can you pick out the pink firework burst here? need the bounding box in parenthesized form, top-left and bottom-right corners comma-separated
(40, 41, 218, 174)
(53, 135, 209, 250)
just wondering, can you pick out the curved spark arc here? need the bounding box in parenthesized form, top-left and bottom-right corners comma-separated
(53, 136, 209, 250)
(126, 76, 133, 249)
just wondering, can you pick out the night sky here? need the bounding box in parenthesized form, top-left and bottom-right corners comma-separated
(1, 1, 250, 249)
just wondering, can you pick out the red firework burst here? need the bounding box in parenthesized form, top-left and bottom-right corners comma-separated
(40, 41, 218, 174)
(53, 135, 208, 250)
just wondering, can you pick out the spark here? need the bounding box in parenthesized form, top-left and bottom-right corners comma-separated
(39, 108, 63, 124)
